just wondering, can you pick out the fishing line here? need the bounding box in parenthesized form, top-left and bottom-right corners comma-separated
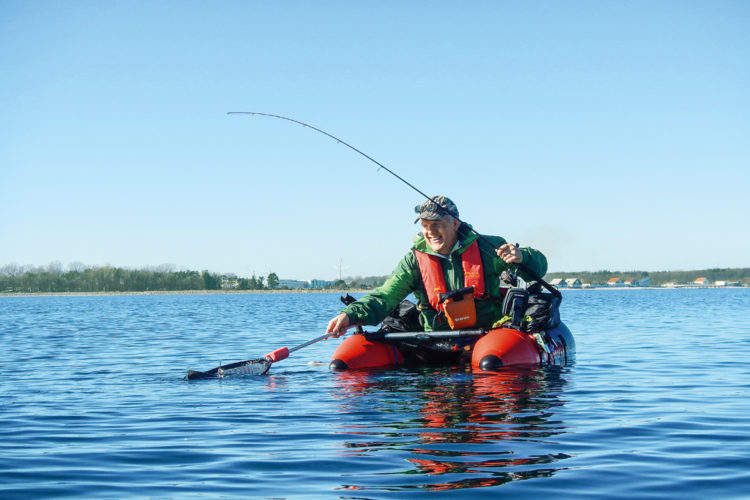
(227, 112, 435, 203)
(227, 111, 560, 297)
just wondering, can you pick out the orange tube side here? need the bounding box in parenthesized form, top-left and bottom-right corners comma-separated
(330, 334, 404, 370)
(471, 328, 542, 371)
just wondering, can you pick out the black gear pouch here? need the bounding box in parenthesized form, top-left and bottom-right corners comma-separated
(502, 288, 529, 327)
(380, 299, 421, 332)
(523, 293, 561, 332)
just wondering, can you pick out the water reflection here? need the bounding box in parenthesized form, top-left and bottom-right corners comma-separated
(333, 367, 572, 492)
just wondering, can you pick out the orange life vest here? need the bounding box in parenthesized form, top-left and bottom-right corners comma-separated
(414, 240, 486, 312)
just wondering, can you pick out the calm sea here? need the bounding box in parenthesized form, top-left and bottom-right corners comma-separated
(1, 288, 749, 499)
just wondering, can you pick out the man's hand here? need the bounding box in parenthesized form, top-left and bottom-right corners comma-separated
(496, 243, 524, 264)
(326, 312, 351, 338)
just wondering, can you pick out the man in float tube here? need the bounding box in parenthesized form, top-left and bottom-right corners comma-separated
(325, 196, 548, 336)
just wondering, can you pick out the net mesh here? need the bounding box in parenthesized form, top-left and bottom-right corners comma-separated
(217, 359, 271, 377)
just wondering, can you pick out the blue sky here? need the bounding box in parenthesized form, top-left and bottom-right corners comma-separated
(1, 1, 748, 280)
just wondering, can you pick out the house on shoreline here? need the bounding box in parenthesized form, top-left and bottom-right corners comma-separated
(716, 280, 742, 287)
(564, 278, 582, 288)
(277, 278, 335, 289)
(624, 277, 652, 287)
(549, 278, 584, 288)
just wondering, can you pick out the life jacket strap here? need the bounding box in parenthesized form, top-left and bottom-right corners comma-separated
(414, 239, 486, 311)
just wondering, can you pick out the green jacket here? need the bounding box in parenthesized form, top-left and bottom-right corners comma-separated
(342, 223, 548, 331)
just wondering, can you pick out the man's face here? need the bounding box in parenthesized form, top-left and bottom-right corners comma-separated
(420, 216, 460, 255)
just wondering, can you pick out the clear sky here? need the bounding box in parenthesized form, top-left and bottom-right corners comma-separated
(1, 1, 748, 280)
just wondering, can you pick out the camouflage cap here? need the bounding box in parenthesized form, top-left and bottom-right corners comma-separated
(414, 196, 459, 223)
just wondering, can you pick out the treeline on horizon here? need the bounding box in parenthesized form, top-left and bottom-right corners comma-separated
(1, 263, 748, 294)
(0, 264, 282, 293)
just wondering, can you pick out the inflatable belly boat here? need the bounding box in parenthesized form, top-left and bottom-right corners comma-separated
(329, 322, 574, 372)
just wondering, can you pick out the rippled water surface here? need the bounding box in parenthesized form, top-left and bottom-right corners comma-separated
(2, 289, 749, 498)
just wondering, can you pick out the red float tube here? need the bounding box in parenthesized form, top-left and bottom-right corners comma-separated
(329, 333, 404, 371)
(470, 327, 543, 372)
(329, 324, 573, 372)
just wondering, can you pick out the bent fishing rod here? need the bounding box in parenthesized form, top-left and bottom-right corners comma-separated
(227, 111, 561, 298)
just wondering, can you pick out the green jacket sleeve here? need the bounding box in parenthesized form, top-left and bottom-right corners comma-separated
(342, 252, 419, 326)
(518, 247, 548, 280)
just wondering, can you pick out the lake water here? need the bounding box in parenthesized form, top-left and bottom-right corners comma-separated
(1, 288, 749, 498)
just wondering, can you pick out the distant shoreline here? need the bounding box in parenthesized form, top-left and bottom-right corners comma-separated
(1, 286, 745, 298)
(558, 285, 746, 290)
(0, 289, 370, 298)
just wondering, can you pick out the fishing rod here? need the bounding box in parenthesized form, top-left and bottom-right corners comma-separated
(227, 111, 561, 298)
